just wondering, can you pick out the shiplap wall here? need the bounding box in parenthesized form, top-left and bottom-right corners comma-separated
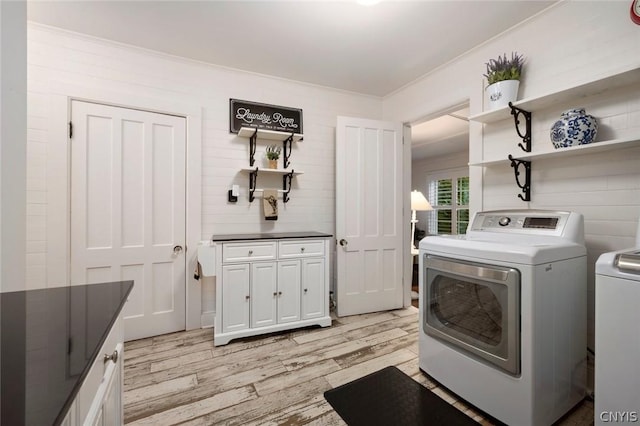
(26, 24, 382, 293)
(1, 2, 27, 292)
(391, 1, 640, 389)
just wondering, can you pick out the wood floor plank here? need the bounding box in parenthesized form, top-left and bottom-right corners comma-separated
(283, 328, 409, 371)
(332, 331, 417, 369)
(125, 366, 263, 421)
(253, 358, 341, 396)
(196, 359, 288, 389)
(127, 385, 256, 425)
(324, 348, 417, 388)
(124, 374, 198, 406)
(125, 340, 214, 365)
(242, 395, 340, 426)
(149, 348, 213, 373)
(392, 306, 419, 317)
(123, 306, 593, 426)
(293, 312, 397, 344)
(124, 363, 196, 393)
(178, 376, 333, 426)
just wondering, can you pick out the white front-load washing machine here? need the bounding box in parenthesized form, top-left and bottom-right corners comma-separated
(595, 217, 640, 425)
(419, 210, 587, 426)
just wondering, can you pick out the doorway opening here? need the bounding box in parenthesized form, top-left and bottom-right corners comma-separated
(409, 102, 470, 307)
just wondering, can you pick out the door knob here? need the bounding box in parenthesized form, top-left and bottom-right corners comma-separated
(339, 239, 348, 247)
(173, 245, 183, 255)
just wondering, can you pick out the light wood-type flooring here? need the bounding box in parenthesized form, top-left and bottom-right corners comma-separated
(123, 306, 594, 425)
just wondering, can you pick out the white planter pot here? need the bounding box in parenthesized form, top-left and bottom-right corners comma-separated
(486, 80, 520, 110)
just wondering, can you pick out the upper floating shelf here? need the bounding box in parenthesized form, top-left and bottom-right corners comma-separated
(469, 66, 640, 124)
(469, 136, 640, 167)
(240, 167, 304, 175)
(238, 126, 304, 142)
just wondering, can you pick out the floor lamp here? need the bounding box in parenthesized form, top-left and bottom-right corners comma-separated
(411, 190, 433, 252)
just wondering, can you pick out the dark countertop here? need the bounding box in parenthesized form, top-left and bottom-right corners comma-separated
(211, 231, 333, 242)
(0, 281, 134, 426)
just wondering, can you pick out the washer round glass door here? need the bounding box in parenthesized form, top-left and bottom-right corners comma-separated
(424, 255, 521, 375)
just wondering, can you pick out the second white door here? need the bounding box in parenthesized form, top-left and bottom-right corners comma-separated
(336, 116, 405, 317)
(70, 100, 187, 341)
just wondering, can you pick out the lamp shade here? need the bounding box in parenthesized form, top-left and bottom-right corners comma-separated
(411, 190, 433, 211)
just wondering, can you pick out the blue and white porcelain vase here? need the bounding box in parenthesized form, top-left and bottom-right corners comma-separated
(550, 108, 598, 149)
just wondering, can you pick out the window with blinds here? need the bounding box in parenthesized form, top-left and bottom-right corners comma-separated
(427, 173, 469, 235)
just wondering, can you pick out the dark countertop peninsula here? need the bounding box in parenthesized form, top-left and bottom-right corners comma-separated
(0, 281, 134, 425)
(210, 231, 333, 242)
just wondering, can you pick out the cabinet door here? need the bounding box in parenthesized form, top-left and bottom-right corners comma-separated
(302, 258, 326, 320)
(222, 264, 251, 333)
(277, 260, 301, 324)
(251, 262, 278, 328)
(85, 343, 123, 426)
(101, 347, 122, 426)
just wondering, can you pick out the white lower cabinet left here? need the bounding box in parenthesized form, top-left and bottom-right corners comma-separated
(215, 238, 332, 345)
(61, 314, 124, 426)
(221, 261, 302, 332)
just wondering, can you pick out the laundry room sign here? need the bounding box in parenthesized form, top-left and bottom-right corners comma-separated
(229, 99, 303, 134)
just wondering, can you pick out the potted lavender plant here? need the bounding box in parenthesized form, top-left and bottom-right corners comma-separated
(484, 52, 525, 110)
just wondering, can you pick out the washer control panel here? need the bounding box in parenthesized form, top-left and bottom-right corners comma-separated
(478, 214, 559, 229)
(469, 210, 573, 234)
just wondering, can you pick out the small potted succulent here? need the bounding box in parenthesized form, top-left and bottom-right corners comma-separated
(483, 52, 525, 110)
(265, 145, 281, 169)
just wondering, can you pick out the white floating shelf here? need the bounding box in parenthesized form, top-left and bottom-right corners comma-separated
(469, 137, 640, 167)
(237, 126, 303, 142)
(469, 66, 640, 124)
(241, 167, 304, 175)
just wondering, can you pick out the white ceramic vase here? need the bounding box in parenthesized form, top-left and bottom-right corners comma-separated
(486, 80, 520, 110)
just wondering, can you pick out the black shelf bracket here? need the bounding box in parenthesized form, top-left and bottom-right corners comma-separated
(282, 134, 294, 169)
(508, 102, 532, 153)
(248, 167, 258, 202)
(249, 128, 258, 166)
(508, 155, 531, 202)
(282, 170, 294, 203)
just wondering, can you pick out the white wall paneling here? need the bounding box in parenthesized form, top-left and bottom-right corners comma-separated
(1, 1, 27, 292)
(26, 23, 381, 327)
(384, 1, 640, 391)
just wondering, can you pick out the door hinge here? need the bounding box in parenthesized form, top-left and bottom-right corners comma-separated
(68, 121, 73, 139)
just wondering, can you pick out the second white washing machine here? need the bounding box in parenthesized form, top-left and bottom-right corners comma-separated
(419, 210, 587, 426)
(595, 217, 640, 425)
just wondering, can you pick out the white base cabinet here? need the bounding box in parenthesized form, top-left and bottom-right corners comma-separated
(61, 314, 124, 426)
(215, 237, 331, 346)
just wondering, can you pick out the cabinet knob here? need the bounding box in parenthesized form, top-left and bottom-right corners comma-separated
(278, 291, 282, 296)
(273, 292, 277, 297)
(248, 250, 253, 255)
(245, 295, 250, 300)
(301, 247, 305, 252)
(103, 350, 118, 364)
(304, 288, 308, 293)
(339, 239, 348, 247)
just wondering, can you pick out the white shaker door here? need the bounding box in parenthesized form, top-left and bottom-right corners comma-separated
(336, 116, 405, 317)
(71, 100, 186, 341)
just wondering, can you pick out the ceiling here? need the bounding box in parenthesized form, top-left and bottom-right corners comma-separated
(26, 0, 555, 158)
(412, 105, 469, 160)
